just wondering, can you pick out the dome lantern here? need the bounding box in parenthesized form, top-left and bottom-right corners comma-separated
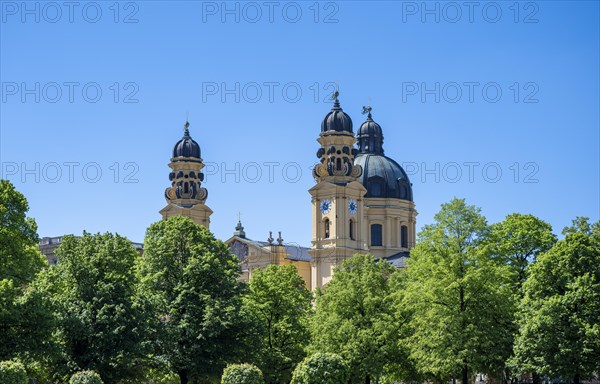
(172, 120, 201, 160)
(320, 91, 354, 133)
(357, 106, 384, 155)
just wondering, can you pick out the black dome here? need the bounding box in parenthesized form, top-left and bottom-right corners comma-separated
(321, 94, 353, 133)
(357, 112, 384, 155)
(172, 122, 201, 159)
(354, 153, 413, 201)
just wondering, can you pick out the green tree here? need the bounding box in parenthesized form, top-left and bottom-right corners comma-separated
(562, 216, 600, 242)
(39, 232, 149, 383)
(0, 180, 54, 367)
(0, 279, 55, 362)
(69, 370, 104, 384)
(290, 352, 350, 384)
(403, 198, 514, 383)
(0, 180, 46, 285)
(487, 213, 557, 287)
(138, 216, 250, 384)
(0, 360, 28, 384)
(243, 264, 312, 384)
(310, 253, 404, 384)
(511, 218, 600, 384)
(221, 364, 264, 384)
(485, 213, 557, 383)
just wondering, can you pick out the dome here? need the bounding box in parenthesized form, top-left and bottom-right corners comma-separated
(354, 154, 413, 201)
(321, 93, 353, 133)
(354, 110, 412, 200)
(172, 121, 201, 159)
(357, 111, 384, 155)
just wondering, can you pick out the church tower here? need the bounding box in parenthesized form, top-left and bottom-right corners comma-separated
(159, 120, 213, 228)
(308, 92, 368, 288)
(354, 107, 417, 259)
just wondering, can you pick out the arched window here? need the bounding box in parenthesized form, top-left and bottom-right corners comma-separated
(336, 158, 342, 170)
(371, 224, 382, 246)
(349, 220, 354, 240)
(401, 225, 408, 248)
(324, 219, 330, 239)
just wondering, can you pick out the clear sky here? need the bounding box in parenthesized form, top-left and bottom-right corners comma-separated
(1, 1, 599, 245)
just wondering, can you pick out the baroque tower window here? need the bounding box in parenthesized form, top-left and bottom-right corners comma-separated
(401, 225, 408, 248)
(371, 224, 382, 246)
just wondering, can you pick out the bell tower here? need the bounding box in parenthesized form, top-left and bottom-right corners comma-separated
(308, 92, 368, 289)
(159, 120, 213, 228)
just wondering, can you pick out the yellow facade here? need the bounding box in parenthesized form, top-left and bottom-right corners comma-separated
(224, 233, 312, 290)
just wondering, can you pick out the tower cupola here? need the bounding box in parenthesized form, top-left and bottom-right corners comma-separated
(357, 106, 384, 155)
(321, 92, 353, 133)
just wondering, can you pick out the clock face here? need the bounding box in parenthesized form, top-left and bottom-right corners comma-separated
(320, 199, 332, 214)
(348, 199, 358, 215)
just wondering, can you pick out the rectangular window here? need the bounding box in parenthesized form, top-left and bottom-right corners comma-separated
(371, 224, 382, 246)
(401, 225, 408, 248)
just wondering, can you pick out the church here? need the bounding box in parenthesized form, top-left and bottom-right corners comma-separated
(159, 92, 417, 290)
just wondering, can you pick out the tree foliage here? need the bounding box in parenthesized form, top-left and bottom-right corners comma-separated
(243, 264, 312, 384)
(403, 198, 514, 383)
(310, 253, 404, 384)
(511, 218, 600, 383)
(562, 216, 600, 243)
(290, 352, 349, 384)
(138, 216, 250, 384)
(0, 279, 55, 363)
(0, 180, 54, 365)
(221, 364, 264, 384)
(0, 180, 46, 285)
(0, 360, 28, 384)
(487, 213, 557, 287)
(69, 370, 104, 384)
(39, 232, 149, 383)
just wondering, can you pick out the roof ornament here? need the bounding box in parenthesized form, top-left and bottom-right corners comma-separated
(235, 212, 243, 230)
(183, 112, 190, 136)
(233, 212, 246, 238)
(277, 231, 283, 246)
(331, 82, 340, 108)
(267, 231, 274, 245)
(362, 105, 372, 119)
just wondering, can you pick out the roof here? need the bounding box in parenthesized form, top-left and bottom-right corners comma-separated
(226, 236, 312, 262)
(382, 251, 411, 268)
(284, 244, 312, 262)
(172, 122, 201, 160)
(321, 96, 353, 133)
(354, 153, 413, 201)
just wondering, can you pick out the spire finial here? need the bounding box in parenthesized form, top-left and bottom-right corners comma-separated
(183, 113, 190, 136)
(234, 213, 246, 238)
(331, 90, 339, 103)
(331, 82, 340, 107)
(362, 105, 372, 119)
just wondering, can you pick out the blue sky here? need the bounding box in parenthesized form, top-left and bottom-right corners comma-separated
(1, 1, 599, 245)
